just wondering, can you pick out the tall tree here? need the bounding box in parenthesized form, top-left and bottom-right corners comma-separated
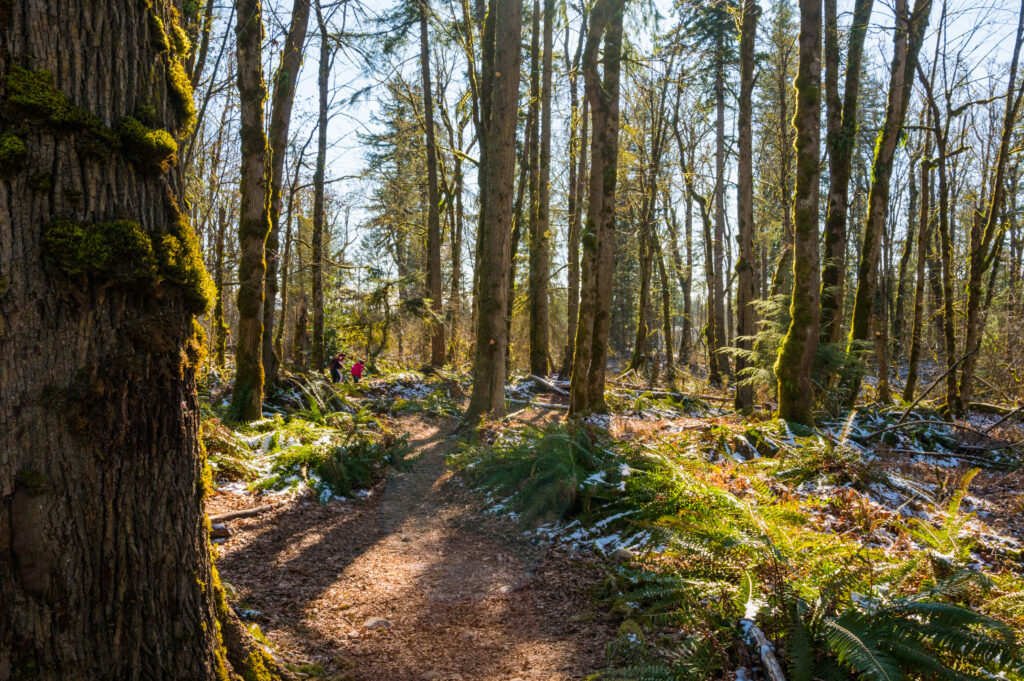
(421, 0, 446, 366)
(311, 0, 331, 371)
(0, 0, 282, 675)
(845, 0, 932, 404)
(957, 0, 1024, 410)
(818, 0, 874, 347)
(529, 0, 554, 375)
(734, 0, 759, 410)
(570, 0, 627, 415)
(263, 0, 312, 387)
(464, 0, 523, 420)
(229, 0, 274, 421)
(773, 0, 822, 424)
(562, 9, 588, 375)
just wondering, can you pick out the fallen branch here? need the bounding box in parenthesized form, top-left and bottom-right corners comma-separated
(209, 503, 280, 523)
(741, 619, 787, 681)
(528, 374, 569, 396)
(609, 383, 732, 403)
(981, 403, 1024, 433)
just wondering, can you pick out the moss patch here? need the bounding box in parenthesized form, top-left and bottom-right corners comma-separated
(28, 172, 52, 191)
(163, 197, 215, 314)
(6, 66, 99, 130)
(43, 219, 158, 283)
(166, 58, 196, 134)
(0, 131, 27, 173)
(117, 116, 176, 172)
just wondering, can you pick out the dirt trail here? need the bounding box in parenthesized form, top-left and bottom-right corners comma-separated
(214, 416, 614, 681)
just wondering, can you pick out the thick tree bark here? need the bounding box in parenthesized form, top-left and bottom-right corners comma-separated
(774, 0, 822, 424)
(0, 0, 231, 677)
(263, 0, 311, 388)
(845, 0, 932, 405)
(529, 0, 554, 376)
(569, 0, 625, 415)
(229, 0, 274, 422)
(464, 0, 521, 420)
(734, 0, 759, 410)
(819, 0, 874, 347)
(311, 0, 330, 372)
(421, 1, 445, 367)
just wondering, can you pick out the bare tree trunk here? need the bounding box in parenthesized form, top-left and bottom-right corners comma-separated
(528, 0, 554, 375)
(904, 152, 932, 401)
(735, 0, 759, 410)
(655, 231, 674, 379)
(893, 147, 922, 356)
(774, 0, 822, 424)
(229, 0, 273, 422)
(712, 50, 730, 376)
(214, 205, 229, 368)
(562, 13, 587, 375)
(0, 0, 234, 675)
(570, 0, 626, 415)
(421, 1, 445, 367)
(845, 0, 932, 404)
(465, 0, 522, 420)
(262, 0, 310, 389)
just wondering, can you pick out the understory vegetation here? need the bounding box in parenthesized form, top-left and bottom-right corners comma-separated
(450, 398, 1024, 680)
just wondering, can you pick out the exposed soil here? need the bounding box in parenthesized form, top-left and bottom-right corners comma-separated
(210, 416, 616, 681)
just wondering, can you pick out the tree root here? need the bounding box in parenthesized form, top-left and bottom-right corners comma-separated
(212, 567, 296, 681)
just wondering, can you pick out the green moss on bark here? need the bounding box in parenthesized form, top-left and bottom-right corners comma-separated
(43, 219, 159, 283)
(167, 58, 196, 134)
(117, 116, 177, 171)
(0, 131, 27, 172)
(28, 172, 53, 191)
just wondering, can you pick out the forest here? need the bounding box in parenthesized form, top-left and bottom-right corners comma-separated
(3, 0, 1024, 679)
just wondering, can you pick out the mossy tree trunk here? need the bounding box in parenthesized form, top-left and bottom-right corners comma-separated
(263, 0, 311, 388)
(311, 0, 330, 372)
(844, 0, 931, 405)
(229, 0, 274, 422)
(773, 0, 822, 425)
(464, 0, 521, 420)
(711, 50, 730, 377)
(0, 0, 231, 676)
(818, 0, 874, 349)
(734, 0, 759, 411)
(569, 0, 626, 415)
(420, 0, 445, 367)
(529, 0, 554, 376)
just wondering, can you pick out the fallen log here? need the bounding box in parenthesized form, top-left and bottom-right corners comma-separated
(209, 503, 280, 524)
(741, 618, 787, 681)
(528, 374, 570, 396)
(610, 384, 733, 403)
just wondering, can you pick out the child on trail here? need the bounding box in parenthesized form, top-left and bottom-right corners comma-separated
(350, 360, 365, 383)
(329, 352, 347, 384)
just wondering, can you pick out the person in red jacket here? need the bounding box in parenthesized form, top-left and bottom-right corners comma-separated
(350, 360, 365, 383)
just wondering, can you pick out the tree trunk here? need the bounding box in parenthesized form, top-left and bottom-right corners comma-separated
(655, 231, 674, 379)
(0, 0, 232, 676)
(562, 14, 587, 376)
(421, 2, 445, 367)
(893, 148, 921, 356)
(464, 0, 522, 420)
(311, 0, 330, 372)
(263, 0, 311, 388)
(904, 153, 932, 402)
(529, 0, 554, 376)
(214, 205, 229, 368)
(229, 0, 273, 422)
(735, 0, 759, 410)
(958, 1, 1024, 409)
(774, 0, 822, 424)
(712, 50, 730, 376)
(569, 0, 626, 415)
(845, 0, 932, 405)
(819, 0, 874, 347)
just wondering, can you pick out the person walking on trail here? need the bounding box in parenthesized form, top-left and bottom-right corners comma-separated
(350, 360, 365, 384)
(329, 352, 347, 384)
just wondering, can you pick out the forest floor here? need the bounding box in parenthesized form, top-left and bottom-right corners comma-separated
(208, 413, 616, 681)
